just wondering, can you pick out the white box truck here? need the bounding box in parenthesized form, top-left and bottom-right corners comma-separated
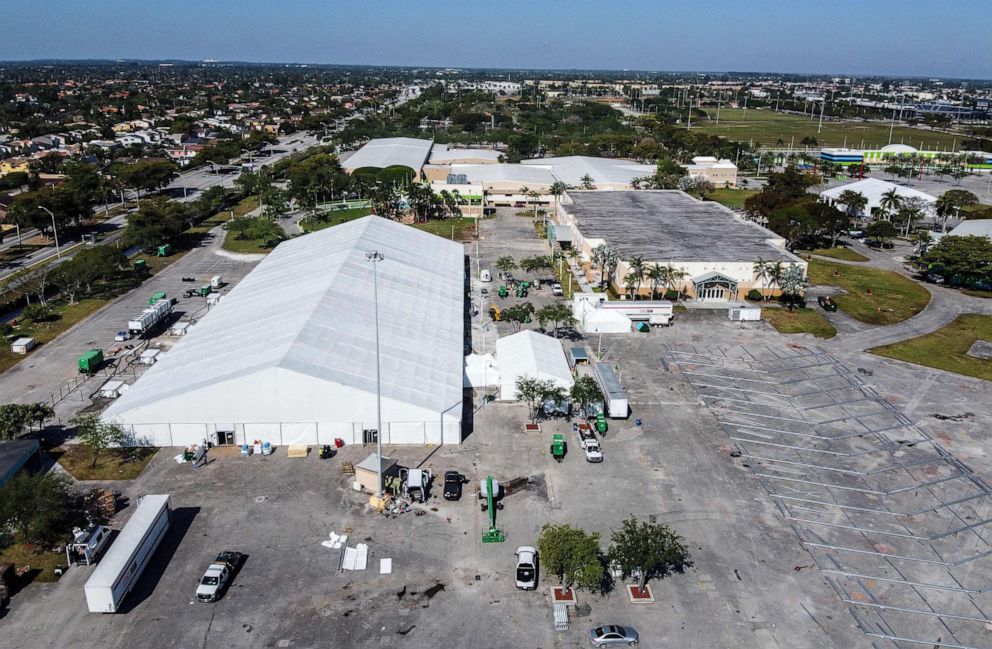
(210, 275, 223, 289)
(84, 494, 171, 613)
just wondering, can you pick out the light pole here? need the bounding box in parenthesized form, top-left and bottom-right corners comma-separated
(365, 249, 385, 499)
(38, 206, 61, 258)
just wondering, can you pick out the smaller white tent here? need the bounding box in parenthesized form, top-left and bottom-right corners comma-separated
(495, 331, 573, 401)
(464, 354, 499, 388)
(572, 295, 631, 334)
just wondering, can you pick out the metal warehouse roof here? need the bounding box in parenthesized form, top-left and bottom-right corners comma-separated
(344, 137, 434, 171)
(103, 216, 464, 423)
(562, 191, 799, 263)
(429, 144, 501, 163)
(948, 219, 992, 239)
(521, 156, 655, 186)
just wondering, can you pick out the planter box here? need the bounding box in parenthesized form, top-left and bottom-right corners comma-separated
(626, 584, 654, 604)
(550, 585, 577, 605)
(524, 423, 541, 433)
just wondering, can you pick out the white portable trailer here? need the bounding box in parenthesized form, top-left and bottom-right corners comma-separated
(592, 362, 629, 419)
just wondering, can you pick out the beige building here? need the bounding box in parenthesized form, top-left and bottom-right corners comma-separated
(686, 156, 738, 188)
(555, 191, 804, 302)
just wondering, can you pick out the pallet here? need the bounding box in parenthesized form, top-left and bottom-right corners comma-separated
(341, 461, 354, 475)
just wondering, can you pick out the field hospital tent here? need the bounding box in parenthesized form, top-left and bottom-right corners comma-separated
(573, 295, 631, 333)
(495, 331, 573, 401)
(464, 354, 499, 388)
(102, 216, 465, 447)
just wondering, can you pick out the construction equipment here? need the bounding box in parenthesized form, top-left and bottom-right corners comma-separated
(489, 305, 503, 321)
(550, 434, 566, 462)
(198, 285, 212, 297)
(481, 475, 505, 543)
(156, 243, 172, 257)
(498, 285, 508, 299)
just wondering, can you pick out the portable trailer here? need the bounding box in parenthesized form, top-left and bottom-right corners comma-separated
(84, 494, 171, 613)
(592, 362, 628, 419)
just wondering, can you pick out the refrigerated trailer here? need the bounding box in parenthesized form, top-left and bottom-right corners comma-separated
(84, 494, 171, 613)
(127, 299, 172, 335)
(592, 362, 629, 419)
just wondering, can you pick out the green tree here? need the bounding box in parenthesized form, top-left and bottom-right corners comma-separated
(935, 189, 978, 233)
(537, 523, 605, 592)
(112, 159, 179, 202)
(535, 302, 577, 338)
(836, 189, 868, 225)
(124, 198, 189, 251)
(878, 188, 903, 221)
(570, 376, 604, 416)
(504, 301, 535, 332)
(608, 515, 691, 591)
(0, 404, 35, 440)
(495, 256, 517, 277)
(923, 235, 992, 287)
(779, 265, 810, 310)
(71, 413, 126, 469)
(0, 472, 78, 545)
(519, 255, 553, 274)
(866, 220, 897, 246)
(514, 376, 543, 423)
(579, 174, 596, 190)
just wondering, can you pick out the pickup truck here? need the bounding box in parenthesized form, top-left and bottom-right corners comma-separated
(576, 426, 603, 463)
(195, 551, 243, 602)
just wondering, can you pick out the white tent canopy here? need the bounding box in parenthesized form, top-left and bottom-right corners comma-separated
(464, 354, 499, 388)
(103, 216, 465, 447)
(495, 331, 573, 401)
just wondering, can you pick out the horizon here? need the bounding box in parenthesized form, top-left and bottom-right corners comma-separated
(2, 0, 990, 80)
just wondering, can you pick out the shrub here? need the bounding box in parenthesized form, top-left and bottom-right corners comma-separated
(22, 303, 57, 323)
(746, 289, 763, 302)
(663, 289, 681, 301)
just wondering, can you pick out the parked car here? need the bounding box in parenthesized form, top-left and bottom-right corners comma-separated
(443, 471, 464, 501)
(514, 546, 538, 589)
(552, 282, 564, 296)
(195, 551, 244, 603)
(588, 625, 639, 647)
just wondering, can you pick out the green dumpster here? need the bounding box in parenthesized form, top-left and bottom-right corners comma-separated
(498, 285, 508, 298)
(133, 259, 148, 275)
(198, 285, 211, 297)
(149, 291, 167, 305)
(595, 413, 607, 434)
(550, 434, 566, 462)
(78, 349, 104, 375)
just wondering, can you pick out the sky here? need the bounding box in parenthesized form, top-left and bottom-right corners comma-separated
(2, 0, 989, 79)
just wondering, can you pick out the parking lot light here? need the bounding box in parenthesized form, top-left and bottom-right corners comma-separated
(365, 249, 385, 498)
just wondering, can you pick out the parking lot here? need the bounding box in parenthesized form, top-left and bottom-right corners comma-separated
(4, 207, 992, 649)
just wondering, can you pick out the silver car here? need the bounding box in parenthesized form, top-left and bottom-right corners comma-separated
(589, 624, 639, 647)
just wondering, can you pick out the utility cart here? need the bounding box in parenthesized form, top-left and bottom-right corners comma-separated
(550, 434, 566, 463)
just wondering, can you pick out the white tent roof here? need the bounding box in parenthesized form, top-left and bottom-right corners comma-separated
(429, 145, 501, 163)
(495, 331, 573, 400)
(103, 216, 464, 429)
(820, 178, 936, 205)
(451, 163, 557, 186)
(344, 137, 434, 171)
(521, 156, 655, 186)
(464, 353, 499, 388)
(948, 219, 992, 239)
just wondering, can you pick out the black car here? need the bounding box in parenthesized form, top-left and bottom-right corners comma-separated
(443, 471, 464, 500)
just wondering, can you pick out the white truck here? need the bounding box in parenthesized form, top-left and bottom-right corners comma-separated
(400, 467, 433, 503)
(195, 551, 243, 603)
(210, 275, 223, 289)
(66, 525, 113, 566)
(84, 494, 171, 613)
(515, 546, 538, 589)
(576, 427, 603, 463)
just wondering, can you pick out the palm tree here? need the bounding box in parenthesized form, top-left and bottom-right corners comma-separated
(628, 256, 645, 299)
(767, 262, 785, 299)
(879, 188, 902, 222)
(752, 257, 770, 299)
(528, 189, 542, 218)
(836, 190, 868, 226)
(580, 174, 596, 190)
(663, 264, 688, 299)
(591, 244, 619, 291)
(549, 181, 568, 206)
(646, 263, 665, 300)
(934, 192, 958, 233)
(623, 271, 640, 300)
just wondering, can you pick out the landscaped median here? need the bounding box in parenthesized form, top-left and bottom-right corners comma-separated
(807, 259, 930, 325)
(869, 314, 992, 382)
(762, 306, 837, 339)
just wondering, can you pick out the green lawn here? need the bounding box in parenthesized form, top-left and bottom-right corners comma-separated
(0, 298, 108, 373)
(763, 307, 837, 338)
(222, 234, 277, 254)
(800, 247, 870, 262)
(53, 445, 158, 481)
(807, 259, 931, 325)
(0, 543, 65, 584)
(870, 314, 992, 381)
(693, 108, 961, 150)
(411, 217, 480, 240)
(707, 188, 758, 210)
(298, 207, 373, 232)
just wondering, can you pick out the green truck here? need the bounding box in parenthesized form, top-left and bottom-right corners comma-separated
(149, 291, 167, 305)
(78, 349, 104, 375)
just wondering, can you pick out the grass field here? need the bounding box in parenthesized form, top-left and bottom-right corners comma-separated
(807, 259, 931, 325)
(870, 314, 992, 381)
(0, 298, 108, 373)
(0, 543, 64, 584)
(800, 247, 870, 262)
(707, 188, 758, 210)
(298, 207, 373, 232)
(411, 217, 480, 240)
(54, 445, 158, 481)
(693, 108, 961, 150)
(763, 307, 837, 338)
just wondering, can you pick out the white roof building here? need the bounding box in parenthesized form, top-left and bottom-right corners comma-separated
(947, 219, 992, 239)
(103, 216, 465, 448)
(429, 144, 501, 164)
(521, 156, 655, 188)
(343, 137, 434, 173)
(820, 178, 936, 218)
(452, 163, 558, 187)
(495, 331, 574, 401)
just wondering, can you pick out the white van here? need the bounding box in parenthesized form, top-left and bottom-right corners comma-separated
(480, 269, 492, 283)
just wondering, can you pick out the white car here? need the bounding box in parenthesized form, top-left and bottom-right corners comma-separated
(515, 546, 538, 589)
(552, 283, 564, 296)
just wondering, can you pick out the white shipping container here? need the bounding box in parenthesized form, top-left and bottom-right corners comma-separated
(210, 275, 223, 289)
(10, 337, 36, 354)
(729, 306, 762, 322)
(139, 349, 161, 365)
(84, 494, 171, 613)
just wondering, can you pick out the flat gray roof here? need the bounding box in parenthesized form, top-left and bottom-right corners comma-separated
(563, 191, 798, 263)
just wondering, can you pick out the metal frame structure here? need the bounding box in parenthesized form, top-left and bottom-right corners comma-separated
(665, 343, 992, 649)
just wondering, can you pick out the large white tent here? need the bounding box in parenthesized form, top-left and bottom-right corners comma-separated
(103, 216, 465, 448)
(495, 331, 573, 401)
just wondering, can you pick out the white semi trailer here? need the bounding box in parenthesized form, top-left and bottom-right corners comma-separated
(84, 494, 171, 613)
(127, 300, 172, 335)
(592, 362, 629, 419)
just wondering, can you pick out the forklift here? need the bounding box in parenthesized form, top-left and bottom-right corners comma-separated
(489, 305, 503, 321)
(480, 476, 505, 544)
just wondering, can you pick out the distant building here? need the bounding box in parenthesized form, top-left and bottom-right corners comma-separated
(342, 137, 434, 177)
(820, 148, 864, 166)
(820, 178, 936, 219)
(686, 156, 738, 188)
(947, 219, 992, 240)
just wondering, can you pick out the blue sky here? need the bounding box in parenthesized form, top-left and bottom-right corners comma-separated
(2, 0, 988, 78)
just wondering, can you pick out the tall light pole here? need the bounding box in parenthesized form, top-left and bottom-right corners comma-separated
(38, 206, 61, 258)
(365, 249, 384, 499)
